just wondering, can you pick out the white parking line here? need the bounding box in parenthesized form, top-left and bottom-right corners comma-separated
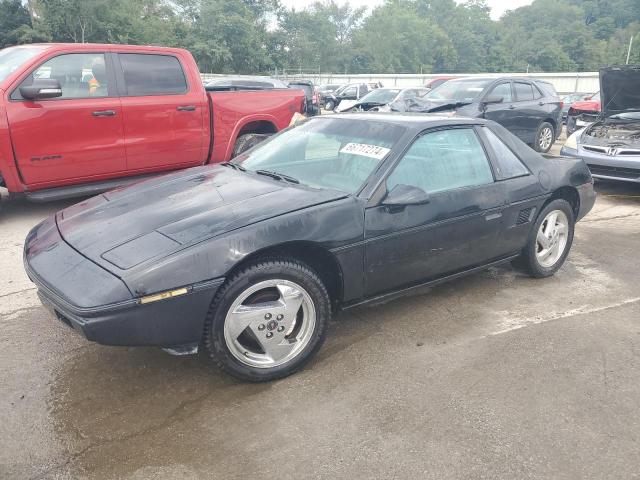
(490, 296, 640, 336)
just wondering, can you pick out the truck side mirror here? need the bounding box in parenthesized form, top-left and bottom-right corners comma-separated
(20, 79, 63, 100)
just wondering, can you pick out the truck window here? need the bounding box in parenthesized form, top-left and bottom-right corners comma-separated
(13, 53, 109, 100)
(118, 54, 188, 96)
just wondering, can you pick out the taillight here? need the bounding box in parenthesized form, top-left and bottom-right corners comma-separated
(559, 101, 564, 110)
(312, 93, 318, 104)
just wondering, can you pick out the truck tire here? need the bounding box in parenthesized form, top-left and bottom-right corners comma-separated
(232, 133, 270, 157)
(203, 258, 331, 382)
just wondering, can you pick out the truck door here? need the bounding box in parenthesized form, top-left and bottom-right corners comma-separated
(115, 53, 205, 170)
(5, 52, 126, 186)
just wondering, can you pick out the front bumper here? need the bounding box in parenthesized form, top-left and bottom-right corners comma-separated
(32, 274, 222, 347)
(561, 146, 640, 183)
(24, 216, 223, 347)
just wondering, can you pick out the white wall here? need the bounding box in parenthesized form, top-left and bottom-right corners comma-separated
(201, 72, 600, 95)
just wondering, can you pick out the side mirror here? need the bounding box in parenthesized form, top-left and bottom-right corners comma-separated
(482, 95, 504, 105)
(383, 184, 430, 210)
(20, 79, 63, 100)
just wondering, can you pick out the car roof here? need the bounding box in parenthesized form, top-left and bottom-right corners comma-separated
(328, 112, 489, 130)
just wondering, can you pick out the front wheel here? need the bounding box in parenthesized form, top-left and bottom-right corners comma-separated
(203, 259, 330, 382)
(534, 121, 555, 153)
(519, 199, 575, 278)
(324, 99, 335, 111)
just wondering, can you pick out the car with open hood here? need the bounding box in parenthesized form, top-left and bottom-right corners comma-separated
(25, 114, 595, 382)
(561, 66, 640, 183)
(389, 77, 563, 153)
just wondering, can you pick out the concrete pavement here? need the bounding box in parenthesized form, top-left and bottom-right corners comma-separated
(1, 174, 640, 479)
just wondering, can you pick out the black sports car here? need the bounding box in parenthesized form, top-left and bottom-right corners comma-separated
(24, 114, 595, 382)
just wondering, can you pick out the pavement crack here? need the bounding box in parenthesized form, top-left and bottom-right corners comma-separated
(0, 305, 42, 318)
(28, 389, 214, 480)
(0, 287, 37, 299)
(583, 212, 640, 223)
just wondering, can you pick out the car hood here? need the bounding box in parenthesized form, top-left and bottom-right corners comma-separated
(56, 165, 347, 272)
(600, 65, 640, 117)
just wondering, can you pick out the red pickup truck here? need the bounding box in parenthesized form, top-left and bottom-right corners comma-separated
(0, 43, 304, 203)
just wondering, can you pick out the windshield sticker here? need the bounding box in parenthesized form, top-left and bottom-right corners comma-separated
(340, 143, 391, 160)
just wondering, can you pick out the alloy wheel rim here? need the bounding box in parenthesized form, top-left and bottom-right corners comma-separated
(223, 279, 316, 369)
(535, 209, 569, 268)
(539, 127, 553, 151)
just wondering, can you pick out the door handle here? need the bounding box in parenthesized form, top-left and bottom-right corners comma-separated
(538, 102, 545, 106)
(92, 110, 116, 117)
(508, 105, 516, 110)
(177, 105, 196, 112)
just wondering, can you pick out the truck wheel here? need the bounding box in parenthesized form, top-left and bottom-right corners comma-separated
(518, 199, 575, 278)
(203, 259, 331, 382)
(325, 100, 335, 111)
(232, 133, 270, 158)
(534, 122, 555, 153)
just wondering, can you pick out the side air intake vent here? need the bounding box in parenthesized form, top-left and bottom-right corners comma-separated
(516, 207, 534, 225)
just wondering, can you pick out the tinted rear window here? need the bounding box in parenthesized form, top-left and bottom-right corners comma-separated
(119, 54, 187, 96)
(514, 82, 534, 101)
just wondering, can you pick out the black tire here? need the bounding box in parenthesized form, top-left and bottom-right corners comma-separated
(203, 259, 331, 382)
(232, 133, 270, 157)
(533, 121, 555, 153)
(325, 99, 335, 111)
(519, 199, 575, 278)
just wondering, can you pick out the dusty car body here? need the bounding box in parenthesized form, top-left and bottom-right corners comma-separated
(561, 66, 640, 183)
(25, 114, 595, 381)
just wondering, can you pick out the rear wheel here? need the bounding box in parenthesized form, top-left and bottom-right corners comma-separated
(519, 199, 575, 278)
(534, 121, 555, 153)
(203, 259, 330, 382)
(325, 99, 335, 111)
(232, 133, 270, 157)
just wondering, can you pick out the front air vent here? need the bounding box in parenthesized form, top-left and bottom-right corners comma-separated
(516, 207, 534, 225)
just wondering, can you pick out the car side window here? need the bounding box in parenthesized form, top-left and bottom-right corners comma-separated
(532, 84, 544, 100)
(342, 86, 357, 96)
(118, 53, 187, 96)
(387, 128, 494, 195)
(480, 127, 530, 180)
(13, 53, 108, 100)
(487, 82, 512, 102)
(514, 82, 534, 102)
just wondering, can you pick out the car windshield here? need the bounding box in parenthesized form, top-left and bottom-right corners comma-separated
(424, 79, 492, 102)
(358, 88, 401, 104)
(235, 118, 406, 194)
(0, 45, 48, 83)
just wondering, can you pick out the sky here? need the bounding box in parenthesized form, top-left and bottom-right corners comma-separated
(280, 0, 535, 20)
